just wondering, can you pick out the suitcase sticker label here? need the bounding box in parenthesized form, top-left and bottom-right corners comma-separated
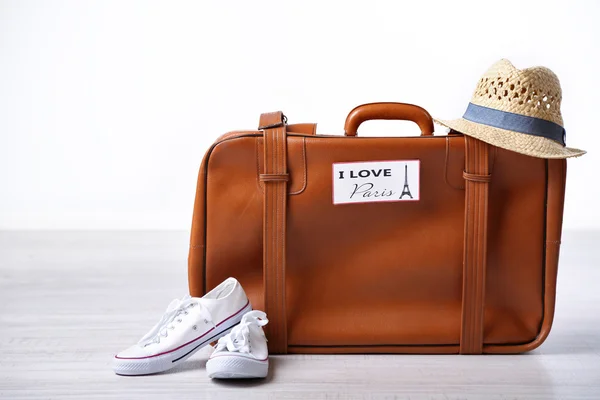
(332, 160, 420, 204)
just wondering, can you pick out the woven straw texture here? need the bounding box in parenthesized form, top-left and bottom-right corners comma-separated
(435, 59, 586, 159)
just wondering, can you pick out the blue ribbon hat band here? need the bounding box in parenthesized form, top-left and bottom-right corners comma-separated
(462, 103, 566, 146)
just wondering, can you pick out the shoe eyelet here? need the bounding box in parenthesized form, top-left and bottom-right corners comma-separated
(177, 319, 182, 323)
(184, 311, 188, 315)
(189, 303, 194, 307)
(203, 319, 208, 324)
(192, 325, 197, 331)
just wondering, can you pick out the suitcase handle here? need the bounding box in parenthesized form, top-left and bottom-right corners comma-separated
(344, 102, 435, 137)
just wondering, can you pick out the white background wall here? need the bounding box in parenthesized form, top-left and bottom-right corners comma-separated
(1, 0, 598, 230)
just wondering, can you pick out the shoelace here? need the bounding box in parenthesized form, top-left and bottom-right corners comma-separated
(214, 310, 268, 354)
(138, 295, 213, 347)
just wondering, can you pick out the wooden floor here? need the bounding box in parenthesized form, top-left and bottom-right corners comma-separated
(1, 231, 599, 399)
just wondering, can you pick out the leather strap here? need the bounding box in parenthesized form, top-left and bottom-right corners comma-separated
(463, 171, 491, 183)
(259, 173, 290, 182)
(460, 136, 491, 354)
(259, 111, 288, 354)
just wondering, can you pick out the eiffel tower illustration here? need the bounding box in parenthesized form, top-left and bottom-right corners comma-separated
(399, 164, 413, 199)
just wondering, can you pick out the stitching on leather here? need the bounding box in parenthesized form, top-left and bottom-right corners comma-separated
(283, 133, 287, 349)
(256, 137, 264, 193)
(461, 137, 488, 354)
(445, 137, 465, 190)
(277, 185, 282, 349)
(289, 137, 307, 195)
(274, 130, 279, 347)
(260, 173, 289, 182)
(279, 129, 287, 351)
(280, 128, 288, 351)
(277, 129, 285, 351)
(190, 244, 204, 249)
(257, 135, 305, 196)
(462, 144, 474, 351)
(265, 126, 288, 352)
(463, 171, 492, 183)
(267, 132, 275, 346)
(283, 131, 288, 350)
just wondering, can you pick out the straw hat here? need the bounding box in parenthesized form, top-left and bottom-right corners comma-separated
(435, 59, 586, 158)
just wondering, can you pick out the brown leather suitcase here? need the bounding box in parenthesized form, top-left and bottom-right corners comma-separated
(187, 103, 566, 354)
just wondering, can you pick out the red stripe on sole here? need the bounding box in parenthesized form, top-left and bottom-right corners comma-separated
(115, 300, 250, 360)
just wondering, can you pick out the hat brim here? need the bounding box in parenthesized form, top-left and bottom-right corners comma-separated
(434, 118, 586, 159)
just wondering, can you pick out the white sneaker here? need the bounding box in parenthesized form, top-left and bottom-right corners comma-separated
(113, 277, 251, 376)
(206, 310, 269, 379)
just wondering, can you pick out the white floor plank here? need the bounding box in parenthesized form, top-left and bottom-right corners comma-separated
(0, 231, 599, 399)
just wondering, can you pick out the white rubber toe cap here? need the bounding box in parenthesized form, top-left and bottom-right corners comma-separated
(206, 354, 268, 379)
(115, 344, 151, 359)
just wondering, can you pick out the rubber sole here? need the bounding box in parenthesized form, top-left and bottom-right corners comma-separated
(113, 302, 252, 376)
(206, 355, 268, 379)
